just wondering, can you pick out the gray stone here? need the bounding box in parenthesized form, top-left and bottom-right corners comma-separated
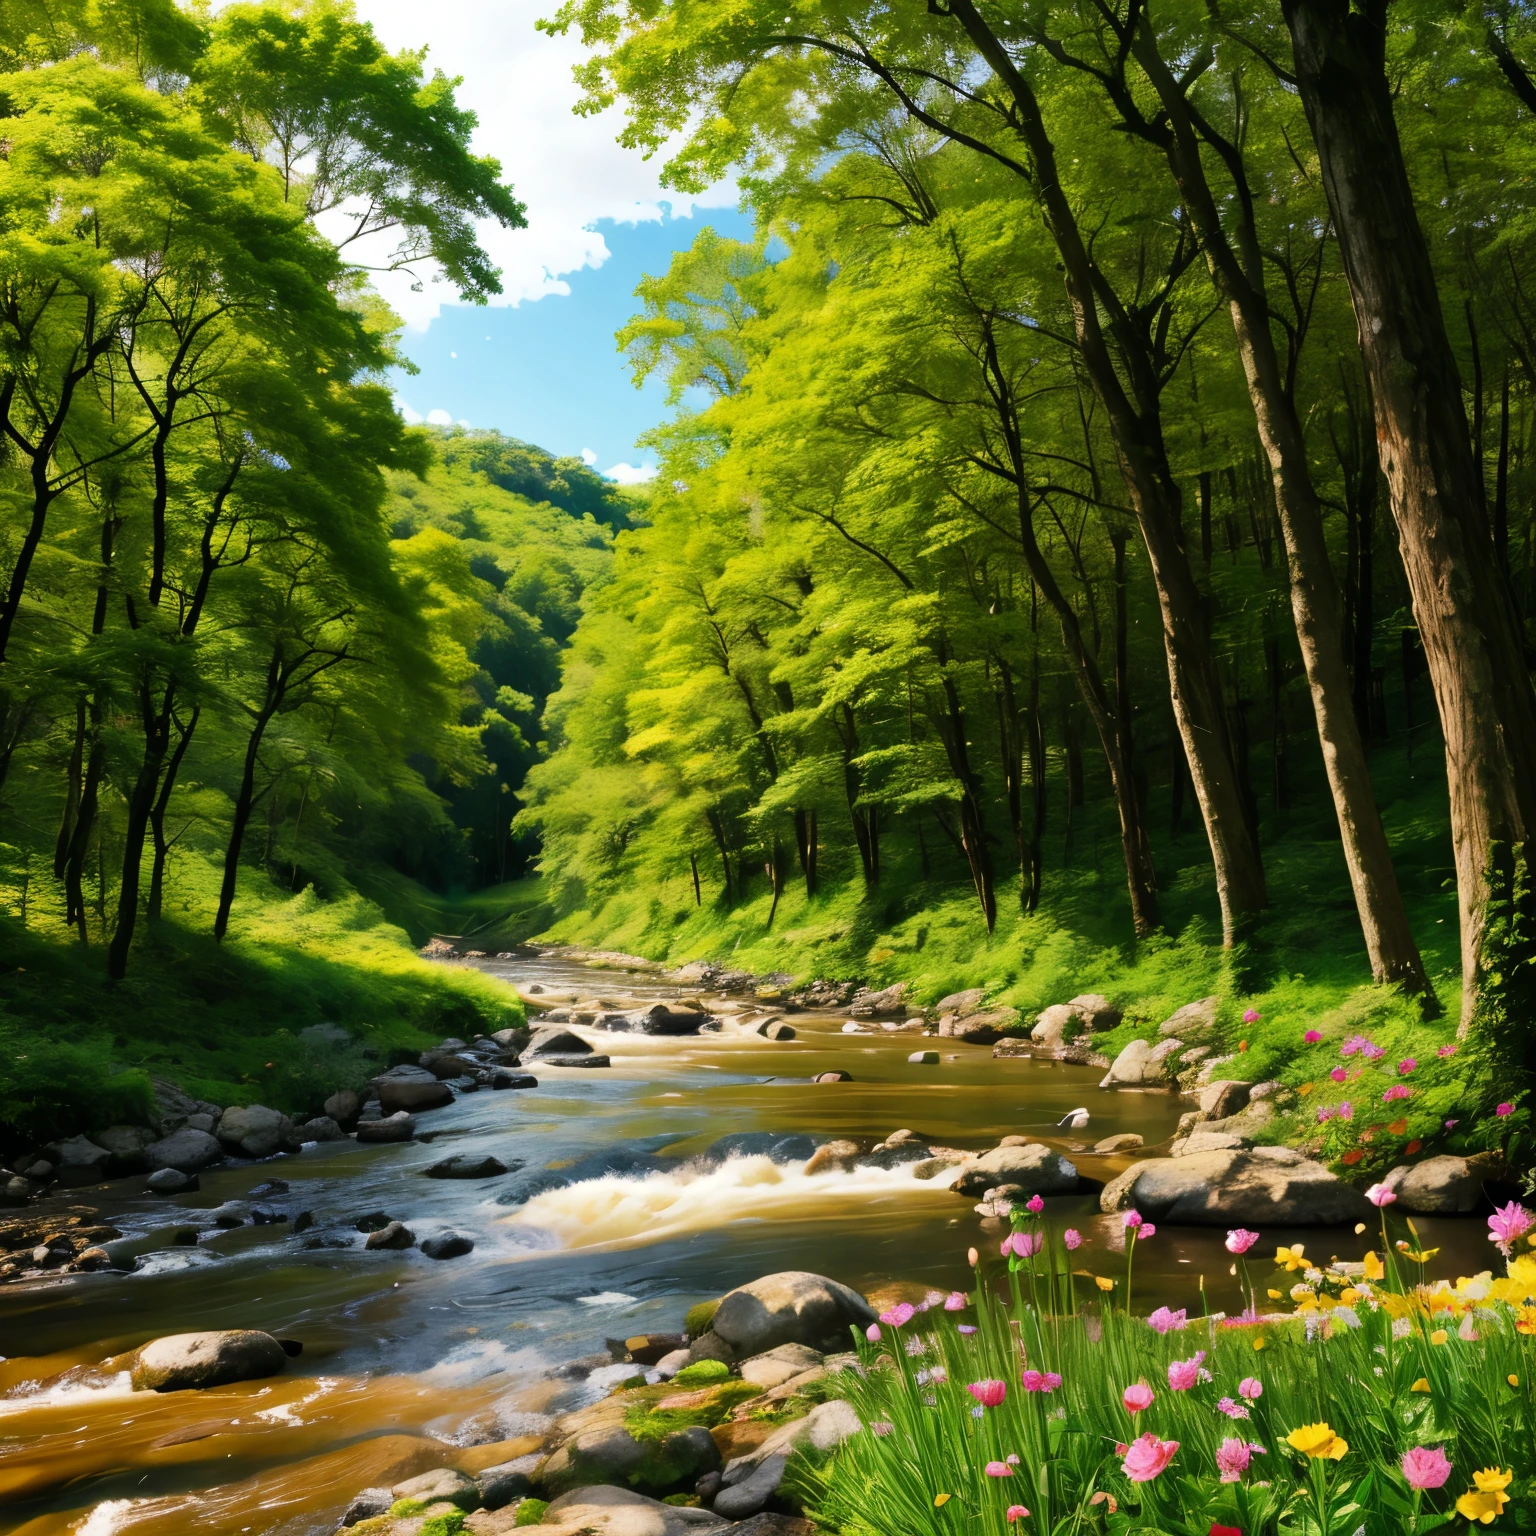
(952, 1142, 1078, 1197)
(848, 982, 906, 1017)
(1092, 1133, 1144, 1154)
(1100, 1037, 1185, 1088)
(488, 1070, 539, 1089)
(907, 1049, 939, 1064)
(1248, 1080, 1285, 1101)
(713, 1454, 787, 1520)
(340, 1488, 392, 1527)
(812, 1071, 852, 1083)
(912, 1153, 967, 1179)
(426, 1155, 510, 1179)
(208, 1201, 248, 1228)
(1382, 1155, 1482, 1214)
(525, 1027, 593, 1058)
(480, 1458, 540, 1510)
(938, 1007, 1020, 1044)
(934, 988, 985, 1015)
(1199, 1080, 1252, 1118)
(738, 1343, 824, 1389)
(216, 1104, 300, 1160)
(356, 1111, 416, 1142)
(421, 1229, 476, 1260)
(393, 1467, 482, 1510)
(538, 1052, 611, 1068)
(145, 1127, 223, 1175)
(1159, 996, 1220, 1038)
(1169, 1131, 1252, 1157)
(1067, 994, 1121, 1031)
(93, 1125, 157, 1170)
(801, 1140, 864, 1176)
(364, 1220, 415, 1250)
(324, 1089, 361, 1129)
(145, 1167, 198, 1194)
(47, 1134, 110, 1172)
(374, 1065, 454, 1113)
(629, 1003, 708, 1036)
(130, 1329, 288, 1392)
(1101, 1149, 1371, 1225)
(725, 1400, 859, 1479)
(697, 1272, 875, 1362)
(526, 1485, 730, 1535)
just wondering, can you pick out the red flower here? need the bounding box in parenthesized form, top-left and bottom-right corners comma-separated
(1210, 1526, 1243, 1536)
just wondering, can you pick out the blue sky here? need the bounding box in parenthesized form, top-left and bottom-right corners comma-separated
(391, 206, 755, 480)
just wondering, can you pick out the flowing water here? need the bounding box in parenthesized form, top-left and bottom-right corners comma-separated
(0, 952, 1493, 1535)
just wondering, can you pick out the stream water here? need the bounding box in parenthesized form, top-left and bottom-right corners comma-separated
(0, 952, 1494, 1536)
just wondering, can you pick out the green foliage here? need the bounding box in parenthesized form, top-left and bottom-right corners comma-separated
(512, 1498, 549, 1526)
(434, 428, 636, 531)
(684, 1299, 722, 1340)
(672, 1358, 731, 1386)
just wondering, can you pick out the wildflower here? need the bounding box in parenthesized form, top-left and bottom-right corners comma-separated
(1361, 1042, 1385, 1061)
(1515, 1306, 1536, 1335)
(1341, 1034, 1370, 1056)
(967, 1379, 1007, 1408)
(1445, 1119, 1459, 1130)
(1139, 1223, 1157, 1239)
(1167, 1350, 1207, 1391)
(1342, 1148, 1364, 1164)
(1438, 1043, 1457, 1057)
(934, 1494, 952, 1507)
(880, 1302, 916, 1328)
(1217, 1397, 1250, 1419)
(1410, 1377, 1430, 1393)
(1021, 1369, 1060, 1393)
(1124, 1211, 1144, 1230)
(1304, 1028, 1322, 1043)
(958, 1325, 977, 1335)
(1398, 1058, 1417, 1074)
(1025, 1194, 1044, 1214)
(1238, 1376, 1263, 1400)
(1094, 1276, 1115, 1292)
(1063, 1229, 1082, 1250)
(929, 1365, 948, 1383)
(1511, 1375, 1522, 1387)
(1406, 1138, 1422, 1154)
(1496, 1102, 1515, 1117)
(1243, 1008, 1260, 1023)
(1005, 1507, 1029, 1522)
(1329, 1066, 1348, 1083)
(905, 1335, 926, 1356)
(923, 1290, 946, 1306)
(1456, 1468, 1512, 1524)
(1387, 1118, 1408, 1135)
(1430, 1329, 1449, 1345)
(1147, 1306, 1187, 1334)
(1007, 1454, 1019, 1465)
(1089, 1492, 1118, 1513)
(1211, 1528, 1242, 1536)
(1365, 1183, 1397, 1207)
(967, 1247, 979, 1266)
(1121, 1433, 1179, 1482)
(944, 1291, 967, 1311)
(865, 1324, 881, 1342)
(1363, 1250, 1385, 1280)
(1489, 1202, 1535, 1256)
(870, 1421, 893, 1437)
(1004, 1231, 1043, 1259)
(1226, 1228, 1260, 1254)
(1287, 1422, 1348, 1460)
(1382, 1084, 1411, 1103)
(1216, 1438, 1265, 1481)
(985, 1461, 1014, 1478)
(1316, 1106, 1334, 1124)
(1338, 1101, 1354, 1121)
(1123, 1383, 1155, 1413)
(1275, 1244, 1307, 1271)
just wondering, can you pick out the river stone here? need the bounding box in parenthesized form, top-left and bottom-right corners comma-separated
(131, 1329, 289, 1392)
(1100, 1149, 1372, 1225)
(426, 1154, 510, 1179)
(1199, 1080, 1252, 1118)
(491, 1484, 729, 1536)
(488, 1069, 539, 1089)
(907, 1049, 938, 1064)
(525, 1028, 593, 1059)
(421, 1230, 476, 1260)
(1169, 1131, 1252, 1157)
(145, 1167, 199, 1194)
(813, 1070, 852, 1083)
(1100, 1037, 1184, 1089)
(356, 1111, 416, 1142)
(208, 1201, 248, 1228)
(1159, 996, 1220, 1038)
(1093, 1133, 1144, 1154)
(938, 1007, 1020, 1044)
(93, 1125, 157, 1171)
(629, 1003, 707, 1036)
(539, 1052, 612, 1068)
(738, 1343, 825, 1389)
(216, 1104, 301, 1159)
(364, 1220, 415, 1250)
(848, 982, 906, 1016)
(723, 1400, 860, 1484)
(479, 1458, 540, 1510)
(758, 1020, 796, 1041)
(298, 1116, 346, 1142)
(694, 1272, 876, 1362)
(803, 1140, 863, 1176)
(934, 987, 985, 1015)
(393, 1467, 482, 1509)
(145, 1127, 223, 1174)
(912, 1153, 967, 1180)
(716, 1519, 814, 1536)
(46, 1134, 110, 1176)
(374, 1065, 454, 1113)
(325, 1089, 362, 1129)
(713, 1454, 787, 1520)
(952, 1143, 1078, 1197)
(341, 1487, 393, 1526)
(1382, 1155, 1482, 1213)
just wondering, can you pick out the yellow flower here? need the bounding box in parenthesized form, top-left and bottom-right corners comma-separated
(1509, 1375, 1520, 1388)
(1477, 1470, 1514, 1493)
(1253, 1336, 1267, 1351)
(1287, 1422, 1349, 1460)
(1339, 1287, 1361, 1304)
(1516, 1305, 1536, 1336)
(1410, 1378, 1431, 1393)
(1276, 1244, 1308, 1272)
(934, 1493, 952, 1508)
(1456, 1469, 1512, 1524)
(1363, 1251, 1385, 1281)
(1268, 1288, 1283, 1300)
(1095, 1275, 1115, 1292)
(1430, 1329, 1448, 1345)
(1290, 1283, 1316, 1301)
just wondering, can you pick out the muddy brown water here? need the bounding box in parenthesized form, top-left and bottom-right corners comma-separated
(0, 953, 1496, 1535)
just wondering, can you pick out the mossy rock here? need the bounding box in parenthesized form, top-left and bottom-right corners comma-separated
(673, 1358, 729, 1386)
(684, 1299, 720, 1339)
(663, 1494, 701, 1507)
(515, 1498, 550, 1526)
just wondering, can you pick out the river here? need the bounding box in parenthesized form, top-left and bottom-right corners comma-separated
(0, 951, 1492, 1535)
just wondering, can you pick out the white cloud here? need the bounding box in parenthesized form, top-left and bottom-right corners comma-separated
(580, 447, 598, 466)
(396, 398, 424, 424)
(339, 0, 736, 329)
(605, 462, 658, 484)
(426, 408, 454, 426)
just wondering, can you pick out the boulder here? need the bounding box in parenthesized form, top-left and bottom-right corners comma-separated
(1158, 996, 1220, 1038)
(1092, 1133, 1144, 1154)
(934, 987, 985, 1015)
(364, 1220, 415, 1250)
(907, 1050, 939, 1065)
(848, 983, 906, 1017)
(992, 1038, 1031, 1058)
(421, 1051, 485, 1080)
(479, 1459, 540, 1511)
(812, 1071, 852, 1084)
(490, 1026, 532, 1051)
(721, 1401, 860, 1496)
(487, 1484, 728, 1535)
(738, 1343, 824, 1389)
(130, 1329, 289, 1392)
(340, 1488, 393, 1527)
(145, 1167, 199, 1194)
(803, 1141, 863, 1176)
(374, 1065, 454, 1113)
(630, 1004, 708, 1036)
(209, 1201, 249, 1228)
(421, 1230, 476, 1260)
(1030, 1003, 1080, 1049)
(1067, 994, 1121, 1032)
(938, 1007, 1021, 1045)
(1382, 1155, 1482, 1214)
(426, 1155, 511, 1179)
(713, 1455, 786, 1521)
(93, 1125, 157, 1171)
(539, 1053, 611, 1068)
(145, 1127, 223, 1175)
(952, 1142, 1078, 1197)
(524, 1028, 593, 1059)
(488, 1070, 539, 1090)
(1198, 1080, 1252, 1119)
(759, 1021, 796, 1041)
(393, 1468, 482, 1510)
(912, 1153, 967, 1180)
(356, 1111, 416, 1143)
(1100, 1037, 1185, 1089)
(1101, 1148, 1372, 1225)
(216, 1104, 301, 1160)
(44, 1134, 110, 1187)
(693, 1272, 875, 1362)
(300, 1116, 347, 1143)
(1169, 1131, 1252, 1157)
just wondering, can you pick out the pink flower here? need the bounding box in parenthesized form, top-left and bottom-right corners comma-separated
(1497, 1102, 1515, 1117)
(1123, 1211, 1144, 1230)
(1003, 1231, 1043, 1259)
(1437, 1043, 1457, 1058)
(1361, 1042, 1386, 1061)
(880, 1302, 916, 1327)
(1147, 1307, 1187, 1334)
(944, 1291, 967, 1311)
(1304, 1028, 1323, 1043)
(1341, 1035, 1369, 1057)
(967, 1379, 1007, 1408)
(1226, 1229, 1260, 1255)
(1005, 1508, 1030, 1523)
(1167, 1350, 1207, 1391)
(1121, 1432, 1179, 1482)
(1123, 1383, 1155, 1413)
(1063, 1229, 1082, 1250)
(1400, 1445, 1453, 1490)
(1329, 1067, 1348, 1083)
(1238, 1377, 1263, 1400)
(1365, 1183, 1397, 1207)
(1338, 1101, 1353, 1121)
(958, 1324, 977, 1335)
(1382, 1084, 1411, 1103)
(1398, 1058, 1417, 1075)
(871, 1421, 893, 1436)
(1316, 1106, 1334, 1124)
(1021, 1369, 1061, 1393)
(1216, 1438, 1265, 1482)
(1025, 1194, 1045, 1214)
(967, 1246, 979, 1266)
(1217, 1397, 1250, 1419)
(1488, 1201, 1535, 1255)
(985, 1461, 1014, 1477)
(1445, 1119, 1459, 1130)
(865, 1324, 881, 1342)
(1138, 1223, 1156, 1239)
(1242, 1008, 1261, 1024)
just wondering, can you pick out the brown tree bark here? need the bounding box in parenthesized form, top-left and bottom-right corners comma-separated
(1283, 0, 1536, 1023)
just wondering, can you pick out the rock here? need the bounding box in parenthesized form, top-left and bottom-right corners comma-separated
(912, 1153, 966, 1180)
(629, 1003, 707, 1036)
(356, 1111, 416, 1142)
(952, 1143, 1078, 1197)
(494, 1484, 729, 1535)
(75, 1245, 113, 1271)
(1092, 1133, 1144, 1154)
(45, 1134, 110, 1184)
(1169, 1132, 1252, 1157)
(539, 1053, 611, 1068)
(812, 1071, 851, 1084)
(718, 1518, 815, 1536)
(695, 1272, 875, 1362)
(488, 1070, 539, 1090)
(1248, 1080, 1285, 1101)
(299, 1116, 346, 1142)
(723, 1401, 860, 1487)
(0, 1175, 41, 1205)
(738, 1343, 824, 1389)
(934, 987, 985, 1015)
(1029, 1005, 1077, 1049)
(1382, 1155, 1482, 1214)
(421, 1230, 476, 1260)
(1101, 1149, 1372, 1225)
(625, 1332, 690, 1365)
(426, 1155, 511, 1179)
(938, 1007, 1020, 1044)
(145, 1127, 223, 1175)
(524, 1028, 594, 1059)
(1159, 996, 1220, 1038)
(421, 1050, 486, 1080)
(713, 1454, 786, 1520)
(364, 1220, 415, 1250)
(907, 1050, 939, 1064)
(216, 1104, 301, 1160)
(373, 1065, 454, 1113)
(705, 1133, 816, 1165)
(803, 1141, 863, 1176)
(293, 1211, 314, 1233)
(325, 1089, 362, 1130)
(393, 1468, 482, 1510)
(208, 1201, 248, 1228)
(858, 1141, 931, 1170)
(1199, 1080, 1252, 1119)
(479, 1459, 539, 1510)
(992, 1038, 1031, 1058)
(848, 982, 906, 1017)
(130, 1330, 289, 1392)
(1100, 1037, 1185, 1089)
(654, 1347, 691, 1379)
(759, 1021, 796, 1041)
(340, 1487, 393, 1526)
(93, 1125, 157, 1171)
(145, 1167, 199, 1194)
(1068, 994, 1121, 1031)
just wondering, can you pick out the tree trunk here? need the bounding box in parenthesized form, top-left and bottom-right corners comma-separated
(689, 850, 702, 907)
(1026, 641, 1046, 912)
(838, 703, 880, 888)
(706, 806, 736, 903)
(936, 674, 997, 931)
(215, 653, 284, 943)
(794, 807, 817, 898)
(148, 705, 201, 921)
(108, 685, 173, 979)
(1283, 0, 1536, 1023)
(996, 662, 1028, 913)
(61, 718, 104, 943)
